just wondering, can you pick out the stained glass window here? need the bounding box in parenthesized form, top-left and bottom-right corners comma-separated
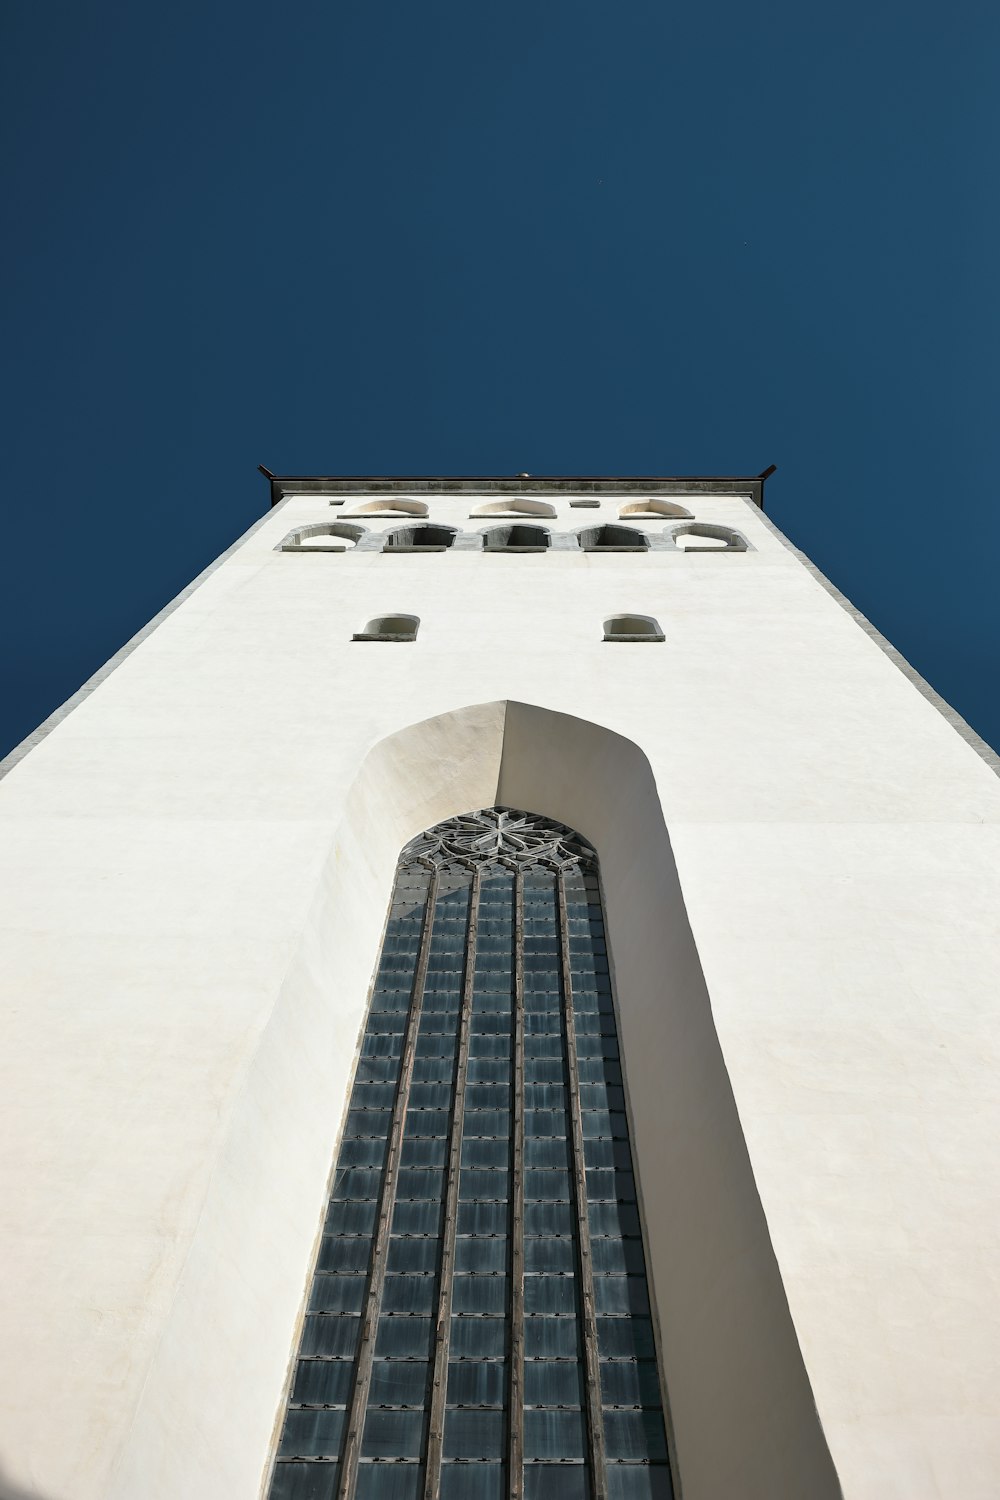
(268, 809, 674, 1500)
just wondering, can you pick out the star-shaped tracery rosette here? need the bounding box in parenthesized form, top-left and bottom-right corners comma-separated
(403, 808, 596, 870)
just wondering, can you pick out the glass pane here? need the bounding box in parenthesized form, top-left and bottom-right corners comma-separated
(525, 1170, 571, 1201)
(354, 1466, 425, 1500)
(339, 1137, 389, 1167)
(525, 1237, 575, 1274)
(291, 1359, 354, 1408)
(392, 1201, 444, 1235)
(586, 1169, 636, 1202)
(451, 1276, 507, 1315)
(361, 1408, 425, 1458)
(300, 1315, 360, 1359)
(382, 1275, 437, 1315)
(332, 1168, 382, 1201)
(584, 1139, 632, 1171)
(396, 1168, 445, 1200)
(369, 1361, 431, 1407)
(309, 1276, 366, 1313)
(466, 1058, 510, 1083)
(463, 1109, 510, 1135)
(374, 1317, 435, 1359)
(459, 1169, 509, 1201)
(588, 1202, 641, 1238)
(455, 1237, 507, 1274)
(402, 1108, 449, 1135)
(442, 1408, 506, 1459)
(524, 1316, 580, 1359)
(524, 1084, 566, 1109)
(524, 1275, 577, 1316)
(525, 1201, 574, 1236)
(462, 1139, 509, 1170)
(596, 1316, 656, 1360)
(582, 1112, 628, 1140)
(525, 1110, 567, 1137)
(599, 1359, 663, 1408)
(524, 1467, 591, 1500)
(269, 1463, 340, 1500)
(279, 1408, 346, 1458)
(457, 1201, 508, 1235)
(439, 1464, 505, 1500)
(606, 1467, 674, 1500)
(317, 1237, 371, 1273)
(450, 1316, 507, 1358)
(325, 1199, 377, 1235)
(591, 1238, 646, 1276)
(524, 1359, 585, 1407)
(603, 1409, 670, 1463)
(446, 1360, 507, 1407)
(524, 1407, 587, 1460)
(387, 1238, 439, 1275)
(525, 1137, 571, 1170)
(594, 1277, 650, 1316)
(400, 1137, 447, 1167)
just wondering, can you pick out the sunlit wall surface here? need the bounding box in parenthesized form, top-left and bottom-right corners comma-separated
(269, 809, 673, 1500)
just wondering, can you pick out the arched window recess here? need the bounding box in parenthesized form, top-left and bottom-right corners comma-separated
(351, 613, 419, 642)
(604, 613, 665, 642)
(341, 498, 430, 519)
(482, 522, 551, 552)
(278, 522, 366, 552)
(382, 523, 459, 552)
(266, 807, 675, 1500)
(669, 523, 749, 552)
(577, 523, 650, 552)
(469, 498, 557, 519)
(619, 498, 694, 520)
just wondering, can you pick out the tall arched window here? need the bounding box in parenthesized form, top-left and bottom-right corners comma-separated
(268, 810, 674, 1500)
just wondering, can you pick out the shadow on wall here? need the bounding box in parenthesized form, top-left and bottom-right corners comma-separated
(0, 1461, 58, 1500)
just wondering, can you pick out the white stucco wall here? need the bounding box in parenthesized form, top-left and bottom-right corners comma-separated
(0, 488, 997, 1499)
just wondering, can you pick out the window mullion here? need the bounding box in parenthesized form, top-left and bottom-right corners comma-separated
(508, 868, 526, 1499)
(337, 866, 439, 1500)
(424, 866, 480, 1498)
(558, 868, 609, 1500)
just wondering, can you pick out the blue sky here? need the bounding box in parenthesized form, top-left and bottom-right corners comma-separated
(2, 0, 998, 756)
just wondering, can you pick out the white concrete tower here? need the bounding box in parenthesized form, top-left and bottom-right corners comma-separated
(0, 475, 997, 1500)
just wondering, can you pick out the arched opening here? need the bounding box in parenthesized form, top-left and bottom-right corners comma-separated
(576, 525, 649, 552)
(279, 522, 366, 553)
(352, 614, 420, 642)
(470, 500, 558, 520)
(603, 614, 665, 642)
(669, 524, 748, 553)
(383, 524, 459, 552)
(482, 523, 552, 552)
(267, 808, 675, 1500)
(343, 499, 430, 519)
(618, 500, 694, 521)
(110, 703, 839, 1500)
